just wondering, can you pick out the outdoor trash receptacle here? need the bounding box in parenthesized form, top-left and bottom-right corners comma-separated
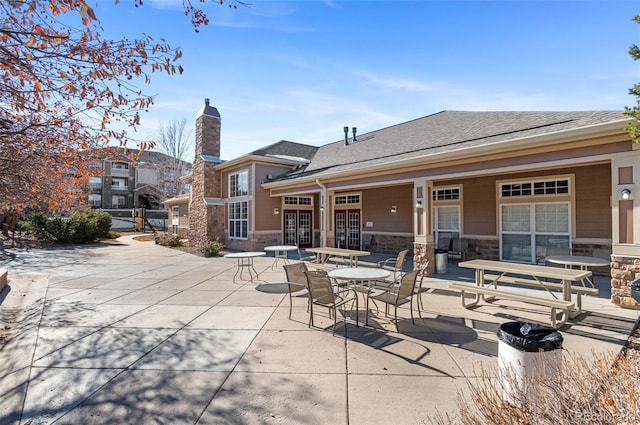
(631, 276, 640, 303)
(435, 249, 448, 274)
(497, 321, 563, 405)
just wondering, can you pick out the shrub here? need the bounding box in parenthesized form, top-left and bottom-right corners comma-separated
(156, 233, 183, 247)
(201, 239, 224, 257)
(433, 348, 640, 425)
(26, 210, 112, 244)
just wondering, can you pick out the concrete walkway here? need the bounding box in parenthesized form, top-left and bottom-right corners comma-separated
(0, 235, 638, 424)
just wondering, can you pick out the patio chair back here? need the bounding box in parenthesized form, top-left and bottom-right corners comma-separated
(304, 270, 357, 335)
(283, 262, 309, 319)
(396, 269, 418, 301)
(378, 249, 409, 282)
(366, 270, 420, 330)
(283, 262, 308, 288)
(305, 270, 335, 305)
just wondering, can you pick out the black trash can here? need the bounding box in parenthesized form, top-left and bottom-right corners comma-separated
(497, 321, 563, 405)
(435, 249, 448, 274)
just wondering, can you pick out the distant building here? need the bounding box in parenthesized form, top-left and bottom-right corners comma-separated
(87, 147, 191, 212)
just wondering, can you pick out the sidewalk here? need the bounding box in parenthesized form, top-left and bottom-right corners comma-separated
(1, 235, 638, 424)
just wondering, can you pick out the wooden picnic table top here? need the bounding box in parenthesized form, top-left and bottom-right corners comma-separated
(458, 259, 591, 281)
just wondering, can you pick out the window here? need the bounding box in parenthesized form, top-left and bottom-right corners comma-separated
(111, 195, 127, 208)
(432, 188, 460, 201)
(111, 177, 128, 190)
(88, 177, 102, 189)
(284, 196, 312, 205)
(172, 206, 179, 235)
(112, 162, 128, 170)
(88, 194, 101, 208)
(499, 176, 572, 263)
(229, 170, 249, 197)
(500, 178, 569, 198)
(229, 201, 248, 239)
(501, 203, 570, 263)
(111, 162, 129, 176)
(432, 187, 461, 248)
(433, 206, 460, 248)
(335, 194, 360, 205)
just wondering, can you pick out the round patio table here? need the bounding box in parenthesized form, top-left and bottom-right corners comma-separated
(224, 252, 266, 283)
(263, 245, 298, 270)
(328, 267, 391, 293)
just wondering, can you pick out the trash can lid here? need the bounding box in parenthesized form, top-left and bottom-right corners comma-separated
(497, 321, 563, 352)
(435, 248, 448, 254)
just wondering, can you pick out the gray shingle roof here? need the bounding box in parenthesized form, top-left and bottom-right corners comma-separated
(249, 140, 319, 162)
(292, 110, 627, 178)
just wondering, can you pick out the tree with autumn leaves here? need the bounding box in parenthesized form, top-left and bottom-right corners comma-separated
(0, 0, 239, 221)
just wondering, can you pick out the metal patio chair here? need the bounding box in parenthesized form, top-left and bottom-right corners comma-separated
(304, 270, 358, 335)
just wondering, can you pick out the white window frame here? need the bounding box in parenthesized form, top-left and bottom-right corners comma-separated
(229, 169, 249, 198)
(498, 175, 573, 263)
(432, 186, 462, 248)
(229, 201, 248, 239)
(172, 206, 179, 235)
(433, 205, 461, 248)
(500, 202, 571, 263)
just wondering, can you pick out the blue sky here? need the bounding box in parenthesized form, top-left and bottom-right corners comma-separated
(95, 0, 639, 161)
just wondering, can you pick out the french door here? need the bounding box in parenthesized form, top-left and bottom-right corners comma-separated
(283, 210, 313, 248)
(335, 209, 361, 250)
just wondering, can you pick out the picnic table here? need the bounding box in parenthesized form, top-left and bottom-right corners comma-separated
(449, 259, 596, 327)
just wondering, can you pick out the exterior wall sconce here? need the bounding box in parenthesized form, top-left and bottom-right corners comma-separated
(416, 200, 423, 208)
(274, 208, 280, 215)
(320, 205, 324, 212)
(390, 206, 397, 213)
(621, 188, 632, 200)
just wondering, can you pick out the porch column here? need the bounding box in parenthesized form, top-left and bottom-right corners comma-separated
(611, 151, 640, 308)
(413, 181, 435, 275)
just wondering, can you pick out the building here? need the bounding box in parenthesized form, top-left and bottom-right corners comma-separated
(88, 147, 191, 210)
(168, 99, 640, 309)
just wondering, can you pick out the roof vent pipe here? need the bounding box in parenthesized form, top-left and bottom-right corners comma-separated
(344, 126, 349, 145)
(352, 127, 357, 142)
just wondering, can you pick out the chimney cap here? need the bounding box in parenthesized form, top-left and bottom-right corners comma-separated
(198, 98, 220, 119)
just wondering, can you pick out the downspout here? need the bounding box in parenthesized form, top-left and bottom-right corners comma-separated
(315, 178, 327, 247)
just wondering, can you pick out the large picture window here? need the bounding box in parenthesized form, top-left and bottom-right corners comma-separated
(501, 202, 570, 263)
(229, 201, 248, 239)
(229, 170, 249, 197)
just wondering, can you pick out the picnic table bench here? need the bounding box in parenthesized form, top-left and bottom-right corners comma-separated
(449, 259, 594, 328)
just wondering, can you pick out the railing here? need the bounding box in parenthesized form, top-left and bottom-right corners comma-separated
(110, 168, 129, 177)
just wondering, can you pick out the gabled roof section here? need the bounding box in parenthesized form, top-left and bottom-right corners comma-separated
(250, 140, 318, 162)
(217, 140, 318, 170)
(281, 110, 627, 180)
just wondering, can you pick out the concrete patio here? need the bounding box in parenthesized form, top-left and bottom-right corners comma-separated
(1, 234, 638, 424)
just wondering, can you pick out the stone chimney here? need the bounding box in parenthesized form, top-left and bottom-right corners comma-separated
(189, 98, 224, 247)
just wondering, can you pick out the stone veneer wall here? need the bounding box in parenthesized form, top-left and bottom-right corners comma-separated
(367, 234, 414, 255)
(189, 103, 224, 249)
(610, 255, 640, 309)
(413, 242, 435, 276)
